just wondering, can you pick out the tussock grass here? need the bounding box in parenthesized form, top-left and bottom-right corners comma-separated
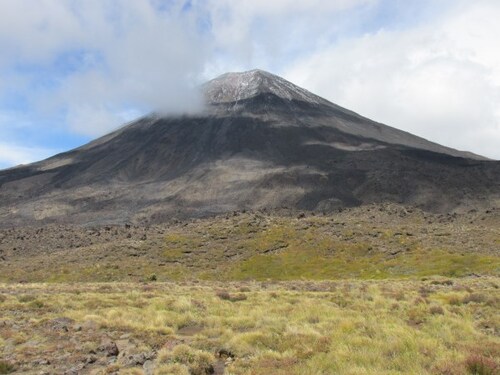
(0, 278, 498, 374)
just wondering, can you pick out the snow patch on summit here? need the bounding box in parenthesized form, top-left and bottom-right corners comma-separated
(204, 69, 331, 106)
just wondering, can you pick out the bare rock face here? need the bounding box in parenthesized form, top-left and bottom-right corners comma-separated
(0, 70, 498, 226)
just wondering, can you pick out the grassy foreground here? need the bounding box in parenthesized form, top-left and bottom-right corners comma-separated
(0, 278, 498, 374)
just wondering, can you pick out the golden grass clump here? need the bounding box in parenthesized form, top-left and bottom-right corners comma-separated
(0, 278, 498, 374)
(158, 344, 215, 375)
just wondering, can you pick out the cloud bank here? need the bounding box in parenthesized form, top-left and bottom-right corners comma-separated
(0, 0, 207, 137)
(285, 0, 500, 159)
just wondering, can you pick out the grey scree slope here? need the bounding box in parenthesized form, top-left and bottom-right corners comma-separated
(0, 70, 498, 226)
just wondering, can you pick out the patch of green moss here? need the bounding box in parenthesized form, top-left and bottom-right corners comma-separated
(227, 246, 500, 281)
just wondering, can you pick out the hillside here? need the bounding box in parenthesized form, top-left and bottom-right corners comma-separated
(0, 70, 498, 226)
(1, 204, 498, 283)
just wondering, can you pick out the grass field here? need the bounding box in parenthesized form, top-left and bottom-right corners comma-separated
(1, 207, 498, 373)
(0, 278, 498, 374)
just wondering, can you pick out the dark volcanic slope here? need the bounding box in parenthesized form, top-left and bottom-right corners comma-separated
(0, 70, 499, 226)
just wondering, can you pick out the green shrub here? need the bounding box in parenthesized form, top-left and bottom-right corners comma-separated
(17, 295, 35, 303)
(429, 305, 445, 315)
(0, 361, 15, 374)
(28, 300, 45, 309)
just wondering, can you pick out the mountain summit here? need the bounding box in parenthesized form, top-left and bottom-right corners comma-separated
(0, 70, 498, 226)
(203, 70, 485, 158)
(204, 69, 330, 105)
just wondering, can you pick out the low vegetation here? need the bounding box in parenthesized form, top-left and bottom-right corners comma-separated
(1, 205, 498, 283)
(0, 206, 498, 373)
(0, 278, 498, 374)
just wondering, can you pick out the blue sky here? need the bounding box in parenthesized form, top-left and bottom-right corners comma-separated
(0, 0, 499, 169)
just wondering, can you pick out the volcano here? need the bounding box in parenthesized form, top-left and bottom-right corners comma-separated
(0, 69, 498, 226)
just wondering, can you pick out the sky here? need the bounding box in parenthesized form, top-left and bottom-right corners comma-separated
(0, 0, 499, 169)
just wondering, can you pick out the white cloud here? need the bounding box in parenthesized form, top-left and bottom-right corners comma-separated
(0, 0, 208, 137)
(0, 143, 56, 169)
(285, 0, 500, 159)
(199, 0, 376, 77)
(0, 111, 63, 169)
(65, 105, 127, 136)
(0, 0, 80, 64)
